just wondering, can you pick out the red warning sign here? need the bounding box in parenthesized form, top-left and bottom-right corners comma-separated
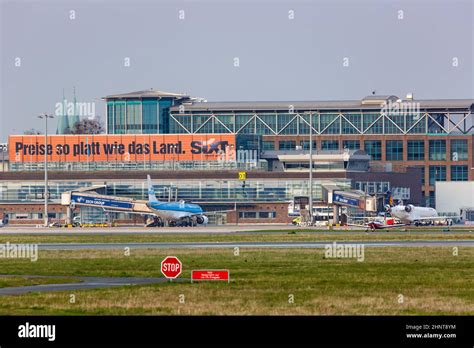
(191, 270, 230, 283)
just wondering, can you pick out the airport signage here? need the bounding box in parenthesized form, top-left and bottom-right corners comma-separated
(9, 134, 236, 163)
(161, 256, 182, 279)
(333, 193, 361, 208)
(191, 270, 230, 283)
(70, 194, 133, 210)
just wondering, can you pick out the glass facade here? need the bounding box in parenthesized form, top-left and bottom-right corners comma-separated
(364, 140, 382, 160)
(321, 140, 339, 150)
(126, 102, 141, 133)
(407, 140, 425, 160)
(262, 141, 275, 151)
(429, 191, 436, 208)
(429, 140, 446, 161)
(450, 139, 468, 161)
(107, 103, 114, 134)
(114, 102, 126, 134)
(0, 179, 351, 204)
(342, 140, 360, 150)
(239, 211, 276, 219)
(107, 98, 174, 134)
(354, 181, 390, 194)
(300, 140, 317, 150)
(10, 160, 268, 172)
(386, 140, 403, 161)
(420, 166, 425, 185)
(451, 165, 468, 181)
(142, 101, 158, 133)
(429, 166, 446, 185)
(279, 141, 296, 150)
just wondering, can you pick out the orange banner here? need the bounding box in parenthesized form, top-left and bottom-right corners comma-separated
(9, 134, 236, 163)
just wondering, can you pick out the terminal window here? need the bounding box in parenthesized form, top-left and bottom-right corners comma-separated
(364, 140, 382, 161)
(279, 141, 296, 151)
(321, 140, 339, 150)
(419, 166, 425, 185)
(238, 211, 276, 219)
(342, 140, 360, 150)
(451, 165, 468, 181)
(429, 140, 446, 161)
(262, 141, 275, 151)
(429, 166, 446, 185)
(386, 140, 403, 161)
(300, 140, 317, 150)
(450, 140, 468, 161)
(407, 140, 425, 161)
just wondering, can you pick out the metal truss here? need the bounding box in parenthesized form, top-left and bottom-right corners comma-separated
(169, 111, 473, 135)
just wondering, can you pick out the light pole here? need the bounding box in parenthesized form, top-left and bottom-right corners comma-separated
(308, 112, 314, 225)
(0, 144, 6, 172)
(38, 114, 54, 227)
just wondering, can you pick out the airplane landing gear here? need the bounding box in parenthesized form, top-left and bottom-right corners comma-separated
(168, 217, 197, 227)
(176, 217, 193, 227)
(145, 216, 165, 227)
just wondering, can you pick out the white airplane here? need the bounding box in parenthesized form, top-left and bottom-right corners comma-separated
(385, 203, 454, 226)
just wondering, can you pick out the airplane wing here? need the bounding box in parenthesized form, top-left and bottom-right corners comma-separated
(379, 223, 407, 228)
(414, 216, 459, 221)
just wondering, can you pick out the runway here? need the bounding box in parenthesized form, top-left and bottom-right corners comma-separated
(1, 224, 472, 235)
(35, 240, 474, 250)
(0, 275, 184, 296)
(1, 225, 296, 234)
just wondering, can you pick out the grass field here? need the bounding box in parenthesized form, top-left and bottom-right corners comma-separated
(0, 231, 473, 244)
(0, 246, 472, 315)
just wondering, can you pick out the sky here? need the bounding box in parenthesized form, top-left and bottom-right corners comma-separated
(1, 0, 473, 142)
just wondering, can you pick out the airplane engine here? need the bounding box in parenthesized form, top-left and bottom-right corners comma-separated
(405, 204, 414, 213)
(384, 204, 392, 212)
(196, 215, 209, 225)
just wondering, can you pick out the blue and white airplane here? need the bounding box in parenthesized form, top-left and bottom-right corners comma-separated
(146, 175, 208, 226)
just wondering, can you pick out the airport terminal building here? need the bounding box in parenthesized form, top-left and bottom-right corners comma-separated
(1, 89, 473, 224)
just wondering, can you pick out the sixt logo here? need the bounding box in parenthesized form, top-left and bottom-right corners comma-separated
(191, 140, 229, 155)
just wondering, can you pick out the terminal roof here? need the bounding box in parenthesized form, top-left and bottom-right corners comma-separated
(104, 89, 189, 99)
(170, 96, 474, 112)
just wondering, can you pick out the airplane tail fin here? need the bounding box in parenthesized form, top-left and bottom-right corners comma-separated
(386, 190, 394, 207)
(147, 175, 157, 202)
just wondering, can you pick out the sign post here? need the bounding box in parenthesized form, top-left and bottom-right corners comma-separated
(161, 256, 182, 282)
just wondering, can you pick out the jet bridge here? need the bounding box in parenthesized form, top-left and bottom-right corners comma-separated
(322, 185, 377, 225)
(61, 186, 153, 224)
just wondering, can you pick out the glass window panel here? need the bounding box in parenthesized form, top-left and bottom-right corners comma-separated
(364, 140, 381, 160)
(407, 140, 425, 161)
(450, 140, 468, 161)
(386, 140, 403, 161)
(429, 140, 446, 161)
(451, 165, 468, 181)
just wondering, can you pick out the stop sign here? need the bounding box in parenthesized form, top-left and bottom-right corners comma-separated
(161, 256, 182, 279)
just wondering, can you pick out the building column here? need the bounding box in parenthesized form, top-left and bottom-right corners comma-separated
(66, 206, 72, 225)
(333, 204, 339, 224)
